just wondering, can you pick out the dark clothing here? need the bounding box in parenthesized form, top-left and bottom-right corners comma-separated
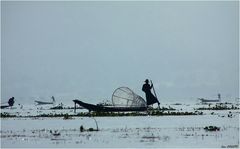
(142, 83, 159, 105)
(8, 97, 14, 106)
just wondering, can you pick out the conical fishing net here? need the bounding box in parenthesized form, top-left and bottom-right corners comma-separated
(112, 87, 146, 107)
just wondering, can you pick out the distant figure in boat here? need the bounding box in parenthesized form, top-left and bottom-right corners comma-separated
(0, 97, 15, 109)
(8, 97, 15, 106)
(198, 93, 221, 103)
(142, 79, 160, 106)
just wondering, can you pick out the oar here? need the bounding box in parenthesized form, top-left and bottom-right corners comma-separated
(151, 80, 160, 110)
(74, 100, 76, 113)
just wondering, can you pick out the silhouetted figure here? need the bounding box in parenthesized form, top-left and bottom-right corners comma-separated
(142, 79, 159, 106)
(0, 97, 15, 109)
(8, 97, 15, 107)
(218, 93, 221, 101)
(52, 96, 55, 103)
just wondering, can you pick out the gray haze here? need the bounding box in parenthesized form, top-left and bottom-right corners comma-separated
(1, 1, 239, 104)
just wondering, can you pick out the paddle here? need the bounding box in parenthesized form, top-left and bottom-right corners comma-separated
(151, 80, 160, 110)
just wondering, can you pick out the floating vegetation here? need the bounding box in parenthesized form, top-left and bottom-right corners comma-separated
(0, 110, 203, 118)
(63, 113, 73, 120)
(148, 106, 176, 111)
(221, 145, 239, 148)
(49, 106, 83, 110)
(196, 104, 239, 110)
(90, 111, 200, 117)
(227, 111, 233, 118)
(35, 113, 74, 118)
(0, 112, 16, 118)
(80, 125, 98, 132)
(50, 106, 63, 110)
(204, 126, 220, 131)
(147, 110, 202, 116)
(91, 111, 147, 117)
(50, 130, 61, 136)
(142, 133, 161, 140)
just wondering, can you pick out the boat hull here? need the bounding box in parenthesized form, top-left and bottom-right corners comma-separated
(0, 105, 10, 109)
(35, 100, 54, 105)
(73, 100, 147, 112)
(199, 98, 220, 103)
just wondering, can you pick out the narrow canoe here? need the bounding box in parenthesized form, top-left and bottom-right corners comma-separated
(73, 100, 147, 112)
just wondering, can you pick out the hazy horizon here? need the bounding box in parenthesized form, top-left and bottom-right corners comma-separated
(2, 1, 239, 104)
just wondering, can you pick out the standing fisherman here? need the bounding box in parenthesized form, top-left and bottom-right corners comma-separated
(142, 79, 160, 106)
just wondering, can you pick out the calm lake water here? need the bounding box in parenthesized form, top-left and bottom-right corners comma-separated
(1, 112, 239, 148)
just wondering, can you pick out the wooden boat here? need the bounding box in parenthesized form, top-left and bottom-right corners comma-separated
(198, 98, 220, 103)
(73, 87, 152, 112)
(0, 105, 10, 109)
(35, 100, 54, 105)
(0, 97, 15, 109)
(35, 96, 55, 105)
(198, 94, 221, 103)
(73, 100, 147, 112)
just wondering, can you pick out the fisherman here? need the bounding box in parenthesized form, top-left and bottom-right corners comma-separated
(142, 79, 160, 106)
(8, 97, 15, 107)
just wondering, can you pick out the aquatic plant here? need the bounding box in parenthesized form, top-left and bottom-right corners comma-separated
(79, 125, 98, 132)
(0, 112, 16, 118)
(0, 109, 203, 118)
(63, 113, 73, 120)
(196, 104, 239, 110)
(204, 126, 220, 131)
(50, 106, 63, 110)
(50, 130, 61, 136)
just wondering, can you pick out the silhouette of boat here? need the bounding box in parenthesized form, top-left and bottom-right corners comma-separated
(73, 87, 147, 112)
(73, 100, 147, 112)
(0, 105, 10, 109)
(1, 97, 15, 109)
(35, 96, 56, 105)
(198, 94, 221, 103)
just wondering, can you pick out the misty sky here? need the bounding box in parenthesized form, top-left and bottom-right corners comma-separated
(1, 1, 239, 104)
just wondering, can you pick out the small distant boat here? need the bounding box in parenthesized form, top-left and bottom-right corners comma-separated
(1, 97, 15, 109)
(0, 105, 9, 109)
(198, 94, 221, 103)
(35, 96, 56, 105)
